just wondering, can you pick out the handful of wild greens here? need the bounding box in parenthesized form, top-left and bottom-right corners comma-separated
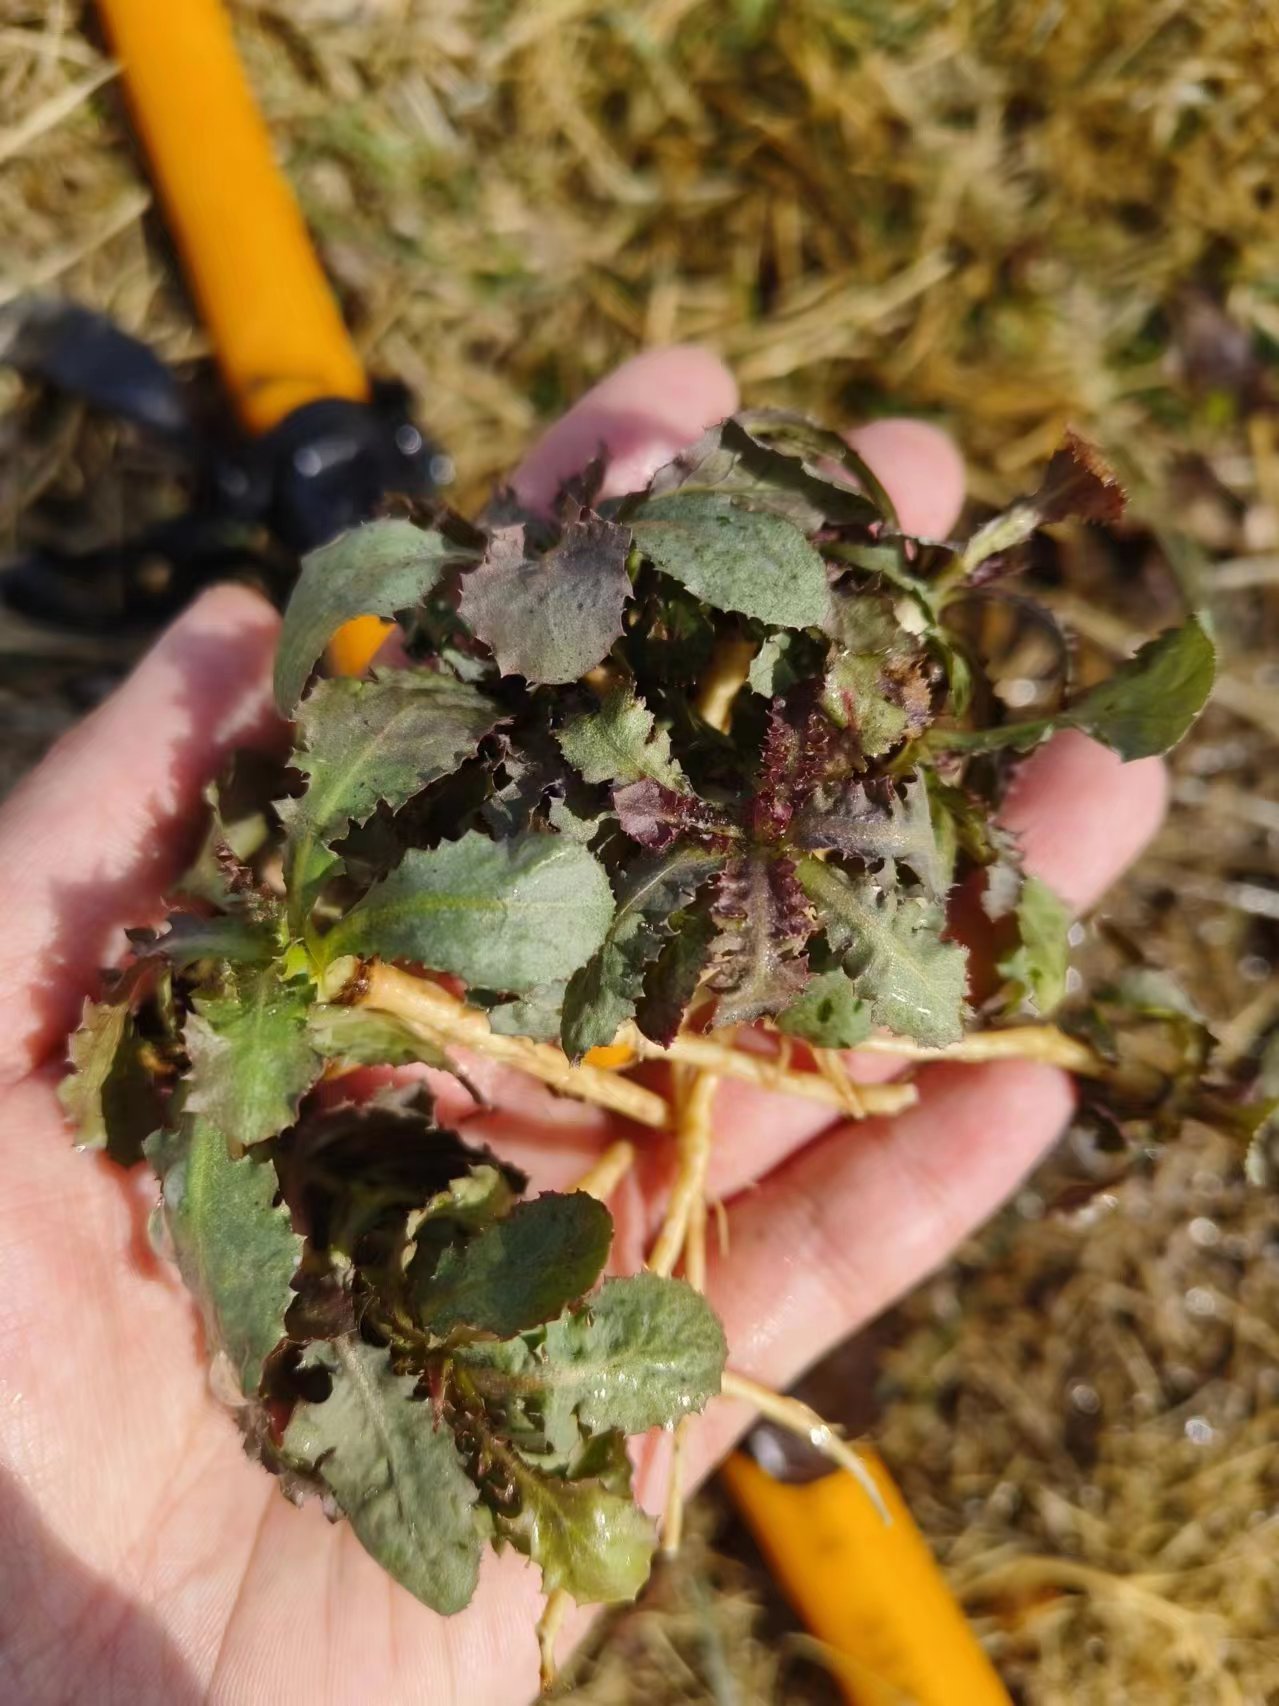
(59, 411, 1214, 1622)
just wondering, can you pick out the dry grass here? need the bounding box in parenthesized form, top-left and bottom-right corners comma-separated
(2, 1, 1279, 1700)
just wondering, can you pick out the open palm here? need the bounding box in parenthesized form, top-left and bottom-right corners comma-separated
(0, 350, 1166, 1704)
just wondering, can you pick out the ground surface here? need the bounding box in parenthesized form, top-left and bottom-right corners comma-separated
(3, 3, 1279, 1700)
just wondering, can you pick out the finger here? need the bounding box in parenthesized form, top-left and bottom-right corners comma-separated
(510, 345, 738, 510)
(848, 417, 967, 538)
(658, 1057, 1074, 1490)
(0, 585, 281, 1083)
(1000, 729, 1168, 914)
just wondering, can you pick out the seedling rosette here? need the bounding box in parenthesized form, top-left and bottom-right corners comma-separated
(60, 411, 1221, 1650)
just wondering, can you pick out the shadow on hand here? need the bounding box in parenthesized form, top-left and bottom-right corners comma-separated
(21, 603, 284, 1075)
(0, 1467, 201, 1704)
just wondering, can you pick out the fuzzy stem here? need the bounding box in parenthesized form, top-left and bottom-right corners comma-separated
(359, 964, 671, 1129)
(720, 1370, 888, 1523)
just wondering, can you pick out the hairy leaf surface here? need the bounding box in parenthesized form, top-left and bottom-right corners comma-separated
(458, 515, 632, 684)
(631, 492, 831, 628)
(557, 685, 687, 791)
(999, 875, 1071, 1015)
(276, 519, 470, 710)
(777, 968, 873, 1048)
(284, 1337, 482, 1614)
(154, 1114, 301, 1393)
(561, 845, 721, 1057)
(328, 831, 614, 992)
(413, 1192, 612, 1338)
(184, 969, 321, 1149)
(799, 857, 967, 1046)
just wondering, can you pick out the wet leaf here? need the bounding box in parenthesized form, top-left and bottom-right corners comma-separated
(276, 519, 470, 711)
(327, 830, 615, 993)
(631, 492, 831, 629)
(799, 857, 967, 1046)
(412, 1192, 612, 1338)
(284, 1336, 482, 1615)
(458, 514, 632, 684)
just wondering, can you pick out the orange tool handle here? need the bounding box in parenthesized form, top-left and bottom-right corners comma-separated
(96, 0, 369, 434)
(722, 1449, 1010, 1706)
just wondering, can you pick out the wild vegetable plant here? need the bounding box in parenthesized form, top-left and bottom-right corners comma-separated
(60, 411, 1218, 1641)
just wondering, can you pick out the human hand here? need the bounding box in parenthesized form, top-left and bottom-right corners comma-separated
(0, 348, 1166, 1704)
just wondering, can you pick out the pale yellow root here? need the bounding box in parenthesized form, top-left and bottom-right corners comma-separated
(648, 1070, 718, 1279)
(359, 964, 671, 1128)
(720, 1369, 889, 1523)
(624, 1025, 918, 1118)
(650, 1069, 719, 1556)
(572, 1139, 636, 1202)
(854, 1023, 1100, 1074)
(694, 634, 757, 730)
(536, 1587, 572, 1692)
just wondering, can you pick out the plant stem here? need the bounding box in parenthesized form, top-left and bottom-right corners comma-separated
(537, 1589, 572, 1692)
(359, 964, 671, 1129)
(852, 1024, 1100, 1073)
(648, 1070, 718, 1279)
(720, 1370, 888, 1522)
(624, 1026, 919, 1117)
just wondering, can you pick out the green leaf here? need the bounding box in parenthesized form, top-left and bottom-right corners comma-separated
(938, 617, 1215, 761)
(184, 968, 322, 1149)
(557, 685, 688, 791)
(282, 670, 504, 914)
(488, 1443, 655, 1605)
(747, 629, 812, 697)
(821, 592, 933, 757)
(136, 913, 277, 967)
(777, 968, 873, 1048)
(457, 1274, 725, 1439)
(640, 411, 888, 532)
(275, 519, 471, 711)
(998, 876, 1070, 1016)
(326, 831, 615, 993)
(59, 961, 168, 1163)
(635, 906, 716, 1044)
(307, 1004, 452, 1072)
(561, 845, 721, 1058)
(458, 515, 632, 684)
(1065, 615, 1216, 760)
(484, 984, 570, 1042)
(413, 1191, 612, 1338)
(631, 492, 831, 629)
(284, 1336, 482, 1615)
(153, 1114, 301, 1393)
(799, 857, 968, 1047)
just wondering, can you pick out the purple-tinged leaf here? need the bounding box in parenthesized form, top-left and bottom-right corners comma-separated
(458, 514, 632, 684)
(707, 852, 814, 1027)
(614, 779, 731, 853)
